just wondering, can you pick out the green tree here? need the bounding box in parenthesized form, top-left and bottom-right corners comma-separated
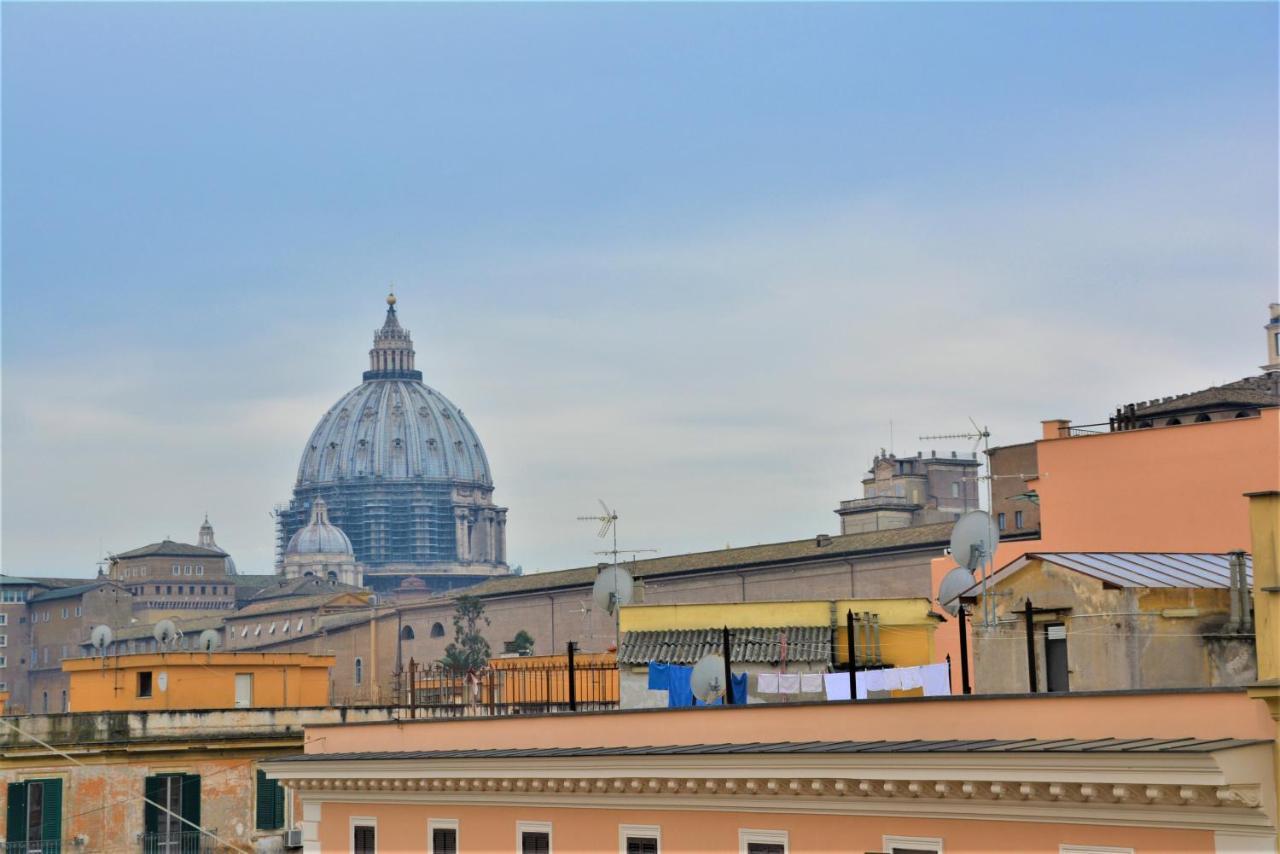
(510, 629, 535, 656)
(440, 595, 490, 673)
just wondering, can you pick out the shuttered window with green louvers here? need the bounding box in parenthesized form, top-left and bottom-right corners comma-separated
(255, 769, 285, 830)
(6, 779, 63, 851)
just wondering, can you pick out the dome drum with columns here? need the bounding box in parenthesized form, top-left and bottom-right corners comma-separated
(276, 294, 509, 594)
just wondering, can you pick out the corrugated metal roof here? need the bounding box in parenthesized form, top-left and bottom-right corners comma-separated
(948, 552, 1253, 602)
(265, 737, 1264, 763)
(618, 626, 830, 665)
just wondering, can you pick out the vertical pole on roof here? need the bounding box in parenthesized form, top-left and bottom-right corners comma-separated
(846, 609, 856, 702)
(1024, 598, 1037, 693)
(722, 626, 735, 705)
(566, 641, 577, 712)
(957, 605, 971, 695)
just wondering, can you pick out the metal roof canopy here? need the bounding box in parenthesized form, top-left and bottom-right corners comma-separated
(945, 552, 1253, 604)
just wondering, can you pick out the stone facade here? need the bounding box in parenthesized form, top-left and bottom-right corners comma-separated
(986, 440, 1041, 535)
(836, 451, 980, 534)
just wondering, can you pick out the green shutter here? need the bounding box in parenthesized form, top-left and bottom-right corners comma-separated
(255, 770, 274, 830)
(40, 779, 62, 847)
(7, 782, 27, 844)
(180, 774, 201, 854)
(273, 775, 285, 830)
(143, 776, 164, 836)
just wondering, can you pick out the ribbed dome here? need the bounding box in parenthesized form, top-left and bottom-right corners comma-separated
(286, 499, 354, 555)
(296, 379, 492, 486)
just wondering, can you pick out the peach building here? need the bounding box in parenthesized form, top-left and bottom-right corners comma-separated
(268, 687, 1279, 853)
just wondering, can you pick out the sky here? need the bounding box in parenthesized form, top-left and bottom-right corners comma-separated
(2, 2, 1276, 578)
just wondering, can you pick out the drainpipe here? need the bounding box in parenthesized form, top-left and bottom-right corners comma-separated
(369, 605, 379, 703)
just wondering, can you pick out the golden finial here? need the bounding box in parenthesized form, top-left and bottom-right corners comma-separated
(387, 286, 397, 306)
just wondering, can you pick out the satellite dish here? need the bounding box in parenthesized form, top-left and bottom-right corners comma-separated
(937, 566, 977, 617)
(196, 629, 220, 652)
(90, 625, 113, 652)
(949, 510, 999, 572)
(591, 565, 634, 616)
(690, 654, 728, 704)
(154, 619, 179, 648)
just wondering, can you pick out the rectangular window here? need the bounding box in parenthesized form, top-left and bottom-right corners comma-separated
(173, 566, 180, 576)
(196, 566, 204, 576)
(950, 481, 960, 498)
(0, 613, 6, 625)
(739, 830, 787, 854)
(184, 566, 192, 576)
(1014, 510, 1024, 529)
(997, 512, 1007, 531)
(255, 769, 286, 830)
(7, 778, 64, 846)
(620, 825, 660, 854)
(144, 774, 200, 850)
(74, 607, 81, 617)
(61, 608, 68, 619)
(0, 655, 7, 668)
(0, 635, 7, 647)
(235, 673, 253, 708)
(883, 836, 943, 854)
(429, 819, 458, 854)
(137, 671, 153, 698)
(518, 821, 553, 854)
(352, 820, 376, 854)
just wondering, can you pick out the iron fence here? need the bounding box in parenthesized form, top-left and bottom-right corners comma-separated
(396, 656, 619, 717)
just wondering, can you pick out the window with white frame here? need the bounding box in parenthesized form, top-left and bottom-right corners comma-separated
(196, 566, 204, 575)
(0, 614, 6, 626)
(739, 829, 787, 854)
(428, 818, 458, 854)
(0, 655, 7, 668)
(620, 824, 660, 854)
(354, 657, 364, 685)
(173, 566, 181, 576)
(0, 635, 7, 647)
(518, 821, 552, 854)
(75, 607, 81, 617)
(882, 836, 943, 854)
(350, 816, 376, 854)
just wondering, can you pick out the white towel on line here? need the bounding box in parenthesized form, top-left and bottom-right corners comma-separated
(800, 673, 823, 693)
(757, 673, 779, 694)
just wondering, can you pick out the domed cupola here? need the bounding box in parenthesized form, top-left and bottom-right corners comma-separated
(286, 499, 354, 556)
(277, 292, 509, 594)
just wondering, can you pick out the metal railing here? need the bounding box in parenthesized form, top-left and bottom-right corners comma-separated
(397, 657, 619, 718)
(2, 841, 64, 854)
(137, 830, 217, 853)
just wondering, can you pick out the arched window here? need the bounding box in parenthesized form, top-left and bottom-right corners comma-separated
(401, 626, 415, 640)
(42, 692, 48, 713)
(1235, 410, 1256, 419)
(354, 657, 364, 685)
(430, 622, 445, 638)
(1166, 418, 1181, 426)
(1195, 413, 1212, 423)
(326, 570, 338, 581)
(1138, 420, 1153, 428)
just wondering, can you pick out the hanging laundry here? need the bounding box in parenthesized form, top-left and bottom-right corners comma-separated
(647, 662, 671, 691)
(898, 666, 924, 691)
(694, 671, 748, 706)
(800, 673, 823, 694)
(862, 669, 887, 693)
(880, 668, 903, 691)
(666, 664, 694, 708)
(921, 662, 952, 697)
(757, 673, 779, 694)
(777, 673, 801, 694)
(823, 672, 868, 701)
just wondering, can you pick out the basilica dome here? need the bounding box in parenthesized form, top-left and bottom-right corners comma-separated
(277, 293, 509, 593)
(285, 499, 353, 556)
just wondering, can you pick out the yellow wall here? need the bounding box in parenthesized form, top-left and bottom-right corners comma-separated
(619, 598, 939, 678)
(65, 652, 335, 712)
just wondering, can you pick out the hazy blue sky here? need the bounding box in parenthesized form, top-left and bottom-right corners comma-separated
(3, 2, 1276, 577)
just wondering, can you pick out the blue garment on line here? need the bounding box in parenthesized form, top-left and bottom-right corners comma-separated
(666, 664, 694, 708)
(647, 662, 671, 691)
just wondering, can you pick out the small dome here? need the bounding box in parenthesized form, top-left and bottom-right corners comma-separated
(285, 499, 354, 556)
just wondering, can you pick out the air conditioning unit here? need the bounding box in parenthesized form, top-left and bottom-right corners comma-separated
(286, 829, 304, 848)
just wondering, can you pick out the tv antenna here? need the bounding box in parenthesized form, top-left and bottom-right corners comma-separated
(578, 500, 656, 567)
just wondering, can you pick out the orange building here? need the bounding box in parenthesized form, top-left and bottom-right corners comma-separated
(65, 651, 336, 712)
(931, 409, 1280, 692)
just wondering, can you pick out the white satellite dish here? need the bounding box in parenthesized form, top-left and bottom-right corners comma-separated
(690, 654, 728, 704)
(591, 565, 634, 616)
(196, 629, 220, 652)
(154, 619, 179, 648)
(937, 566, 977, 617)
(949, 510, 999, 571)
(89, 624, 113, 653)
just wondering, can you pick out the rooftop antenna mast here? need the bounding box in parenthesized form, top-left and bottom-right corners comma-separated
(578, 500, 654, 644)
(920, 418, 999, 627)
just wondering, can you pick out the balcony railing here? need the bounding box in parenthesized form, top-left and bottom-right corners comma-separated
(2, 841, 64, 854)
(397, 659, 619, 717)
(137, 830, 217, 853)
(837, 496, 921, 512)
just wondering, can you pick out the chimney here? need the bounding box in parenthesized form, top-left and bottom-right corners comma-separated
(1041, 419, 1071, 440)
(1226, 550, 1246, 632)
